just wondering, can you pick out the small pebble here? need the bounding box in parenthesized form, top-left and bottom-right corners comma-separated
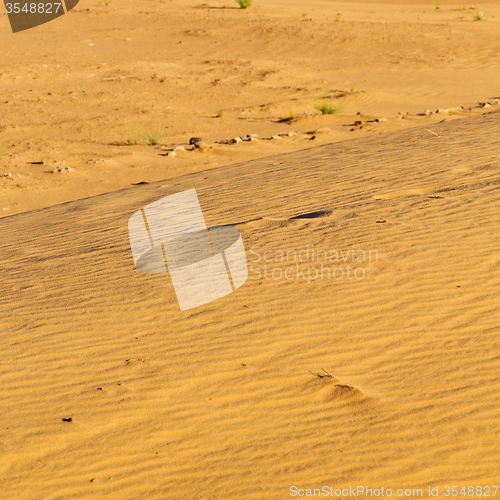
(189, 137, 203, 145)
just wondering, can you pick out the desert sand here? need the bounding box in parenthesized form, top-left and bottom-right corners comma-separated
(1, 0, 500, 216)
(1, 0, 500, 499)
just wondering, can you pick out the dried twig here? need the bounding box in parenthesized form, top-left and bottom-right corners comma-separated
(424, 128, 442, 138)
(309, 368, 334, 378)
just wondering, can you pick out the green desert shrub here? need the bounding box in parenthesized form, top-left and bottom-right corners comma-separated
(127, 123, 142, 145)
(145, 128, 163, 145)
(127, 123, 164, 145)
(472, 9, 487, 20)
(236, 0, 253, 8)
(315, 95, 346, 115)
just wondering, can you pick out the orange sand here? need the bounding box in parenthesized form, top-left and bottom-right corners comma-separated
(1, 1, 500, 498)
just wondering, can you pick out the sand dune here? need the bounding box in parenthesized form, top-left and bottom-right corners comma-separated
(1, 111, 499, 498)
(2, 0, 500, 216)
(2, 0, 500, 497)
